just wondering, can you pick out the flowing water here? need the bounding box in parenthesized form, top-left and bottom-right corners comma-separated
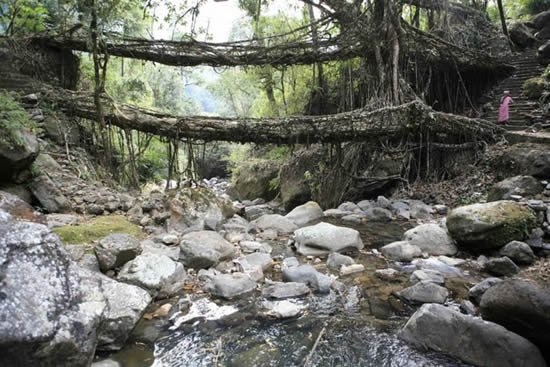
(104, 220, 472, 367)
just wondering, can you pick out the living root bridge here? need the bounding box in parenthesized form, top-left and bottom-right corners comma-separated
(32, 86, 504, 145)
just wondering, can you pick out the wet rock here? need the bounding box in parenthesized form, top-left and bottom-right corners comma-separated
(117, 253, 186, 298)
(340, 263, 365, 276)
(204, 272, 256, 299)
(363, 207, 392, 222)
(469, 277, 503, 304)
(179, 231, 235, 269)
(95, 233, 141, 272)
(480, 279, 550, 362)
(499, 240, 536, 265)
(293, 222, 363, 256)
(261, 300, 305, 318)
(252, 214, 298, 234)
(97, 276, 152, 351)
(261, 281, 310, 299)
(0, 215, 105, 366)
(285, 201, 324, 227)
(403, 223, 457, 256)
(446, 201, 537, 250)
(483, 257, 519, 276)
(400, 303, 546, 367)
(487, 175, 544, 201)
(380, 241, 421, 262)
(397, 281, 449, 304)
(282, 264, 332, 293)
(141, 239, 180, 260)
(326, 252, 355, 269)
(410, 269, 445, 285)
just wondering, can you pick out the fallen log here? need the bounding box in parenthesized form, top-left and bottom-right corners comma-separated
(26, 84, 505, 145)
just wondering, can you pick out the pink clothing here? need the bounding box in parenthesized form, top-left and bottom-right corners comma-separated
(498, 95, 513, 123)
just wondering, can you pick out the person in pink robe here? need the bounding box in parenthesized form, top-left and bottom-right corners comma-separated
(498, 91, 513, 125)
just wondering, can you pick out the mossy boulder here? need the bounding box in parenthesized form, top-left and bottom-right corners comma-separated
(446, 201, 537, 251)
(523, 77, 548, 99)
(229, 159, 280, 201)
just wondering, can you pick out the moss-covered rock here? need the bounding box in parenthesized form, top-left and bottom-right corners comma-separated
(446, 201, 537, 251)
(53, 215, 143, 244)
(229, 159, 281, 201)
(523, 77, 548, 99)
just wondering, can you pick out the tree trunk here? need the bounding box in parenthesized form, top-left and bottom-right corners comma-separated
(495, 0, 510, 42)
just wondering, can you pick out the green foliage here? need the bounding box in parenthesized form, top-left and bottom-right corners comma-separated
(0, 92, 36, 146)
(53, 215, 143, 244)
(523, 77, 548, 99)
(0, 0, 49, 35)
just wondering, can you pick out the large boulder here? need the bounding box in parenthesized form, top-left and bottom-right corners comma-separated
(30, 175, 71, 213)
(510, 22, 537, 48)
(397, 281, 448, 304)
(491, 143, 550, 179)
(480, 279, 550, 362)
(284, 201, 324, 227)
(532, 10, 550, 30)
(117, 253, 187, 298)
(446, 201, 537, 251)
(179, 231, 235, 269)
(252, 214, 298, 234)
(167, 187, 234, 233)
(487, 175, 544, 201)
(293, 222, 363, 256)
(94, 233, 141, 272)
(279, 148, 323, 210)
(380, 241, 422, 262)
(229, 159, 280, 201)
(403, 223, 457, 256)
(400, 303, 546, 367)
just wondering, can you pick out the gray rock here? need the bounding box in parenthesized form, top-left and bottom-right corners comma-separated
(239, 240, 272, 254)
(510, 22, 537, 48)
(403, 223, 457, 256)
(326, 252, 355, 269)
(293, 222, 363, 256)
(337, 201, 360, 212)
(446, 201, 537, 250)
(363, 207, 392, 222)
(284, 201, 324, 227)
(340, 264, 365, 276)
(480, 279, 550, 362)
(252, 214, 298, 234)
(204, 272, 256, 299)
(409, 201, 433, 220)
(356, 200, 373, 211)
(532, 9, 550, 29)
(397, 281, 449, 304)
(261, 281, 310, 299)
(117, 253, 186, 298)
(281, 256, 300, 270)
(380, 241, 421, 262)
(412, 257, 462, 277)
(341, 214, 365, 224)
(400, 303, 546, 367)
(323, 208, 351, 218)
(261, 300, 305, 318)
(222, 215, 250, 232)
(410, 269, 445, 285)
(234, 252, 273, 280)
(244, 204, 274, 221)
(92, 359, 121, 367)
(469, 277, 503, 304)
(374, 268, 401, 281)
(492, 143, 550, 179)
(487, 175, 544, 201)
(30, 174, 71, 213)
(282, 264, 332, 293)
(97, 276, 151, 351)
(0, 216, 105, 366)
(376, 196, 392, 209)
(460, 300, 477, 316)
(95, 233, 141, 272)
(499, 240, 536, 265)
(229, 159, 280, 201)
(46, 213, 79, 228)
(0, 119, 39, 181)
(141, 239, 180, 260)
(161, 234, 179, 245)
(179, 231, 235, 269)
(484, 257, 519, 276)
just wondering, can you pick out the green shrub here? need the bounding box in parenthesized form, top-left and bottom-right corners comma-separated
(523, 77, 548, 99)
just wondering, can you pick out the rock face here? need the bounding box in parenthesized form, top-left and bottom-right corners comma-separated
(499, 241, 536, 265)
(510, 22, 537, 48)
(397, 281, 448, 304)
(487, 175, 544, 201)
(230, 159, 280, 201)
(293, 222, 363, 256)
(446, 201, 537, 250)
(95, 233, 141, 272)
(179, 231, 235, 269)
(400, 303, 546, 367)
(117, 253, 186, 298)
(380, 241, 421, 262)
(252, 214, 298, 234)
(204, 272, 256, 299)
(403, 223, 457, 256)
(480, 279, 550, 361)
(284, 201, 324, 227)
(167, 187, 233, 233)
